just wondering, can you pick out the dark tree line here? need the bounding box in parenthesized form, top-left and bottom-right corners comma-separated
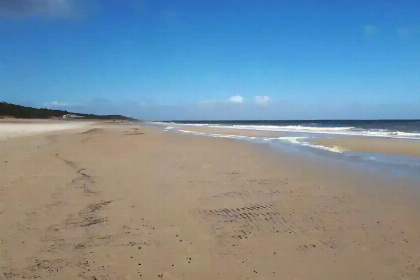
(0, 102, 134, 120)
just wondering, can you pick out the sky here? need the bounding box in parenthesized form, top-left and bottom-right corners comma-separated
(0, 0, 419, 120)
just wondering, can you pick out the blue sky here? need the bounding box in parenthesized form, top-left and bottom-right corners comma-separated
(0, 0, 419, 120)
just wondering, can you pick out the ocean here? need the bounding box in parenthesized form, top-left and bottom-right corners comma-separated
(164, 119, 420, 140)
(151, 119, 420, 181)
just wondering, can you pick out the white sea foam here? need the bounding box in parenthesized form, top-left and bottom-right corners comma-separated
(154, 120, 420, 154)
(225, 125, 420, 139)
(169, 128, 346, 153)
(232, 125, 355, 132)
(157, 122, 420, 140)
(276, 137, 345, 153)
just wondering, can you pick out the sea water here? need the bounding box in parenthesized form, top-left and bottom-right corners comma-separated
(150, 120, 420, 182)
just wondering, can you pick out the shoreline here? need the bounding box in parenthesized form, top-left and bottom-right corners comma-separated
(1, 122, 420, 279)
(314, 137, 420, 158)
(160, 123, 420, 158)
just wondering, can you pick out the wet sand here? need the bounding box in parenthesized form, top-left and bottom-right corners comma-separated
(316, 137, 420, 157)
(1, 121, 420, 279)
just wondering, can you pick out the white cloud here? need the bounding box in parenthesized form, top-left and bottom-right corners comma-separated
(255, 96, 271, 106)
(44, 101, 69, 108)
(363, 25, 378, 37)
(229, 95, 244, 104)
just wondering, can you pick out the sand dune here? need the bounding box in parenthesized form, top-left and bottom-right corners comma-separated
(0, 120, 96, 140)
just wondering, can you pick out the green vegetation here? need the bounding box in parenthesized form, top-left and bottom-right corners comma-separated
(0, 102, 135, 120)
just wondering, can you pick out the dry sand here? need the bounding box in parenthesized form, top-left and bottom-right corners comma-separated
(1, 121, 420, 279)
(0, 119, 95, 141)
(316, 137, 420, 157)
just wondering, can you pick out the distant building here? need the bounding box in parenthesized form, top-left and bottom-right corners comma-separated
(61, 114, 83, 119)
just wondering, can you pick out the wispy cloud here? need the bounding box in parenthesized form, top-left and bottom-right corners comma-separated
(255, 96, 270, 106)
(0, 0, 94, 18)
(229, 95, 244, 104)
(43, 101, 69, 108)
(363, 25, 378, 37)
(161, 9, 179, 21)
(396, 27, 412, 39)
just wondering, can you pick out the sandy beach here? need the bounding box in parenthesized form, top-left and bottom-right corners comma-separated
(0, 119, 95, 141)
(1, 121, 420, 280)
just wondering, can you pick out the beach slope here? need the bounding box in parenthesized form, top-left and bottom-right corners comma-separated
(1, 122, 419, 280)
(315, 137, 420, 157)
